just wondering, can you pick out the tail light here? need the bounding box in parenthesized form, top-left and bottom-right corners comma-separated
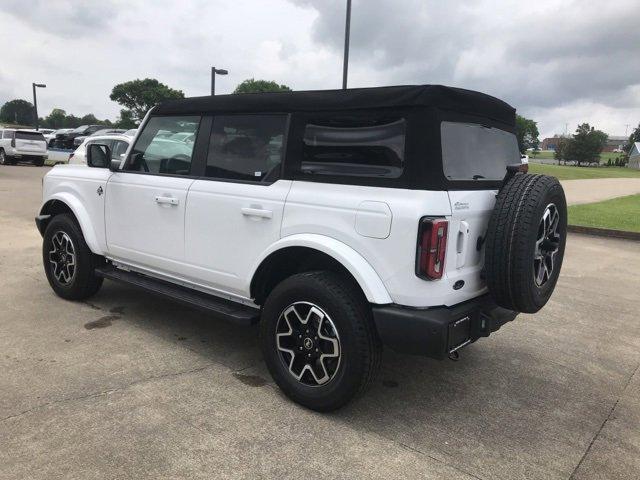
(416, 218, 448, 280)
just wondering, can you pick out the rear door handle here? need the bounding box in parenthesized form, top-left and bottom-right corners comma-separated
(155, 196, 179, 206)
(241, 207, 273, 219)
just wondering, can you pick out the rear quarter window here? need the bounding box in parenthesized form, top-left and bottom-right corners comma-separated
(441, 122, 519, 181)
(301, 118, 406, 178)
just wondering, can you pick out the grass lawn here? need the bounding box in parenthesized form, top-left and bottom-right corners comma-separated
(568, 194, 640, 233)
(528, 163, 640, 180)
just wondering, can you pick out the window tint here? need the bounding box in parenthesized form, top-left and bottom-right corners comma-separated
(125, 116, 200, 175)
(3, 130, 15, 139)
(112, 140, 129, 159)
(441, 122, 520, 181)
(205, 114, 287, 182)
(301, 118, 405, 178)
(16, 131, 45, 141)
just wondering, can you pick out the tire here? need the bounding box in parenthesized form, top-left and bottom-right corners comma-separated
(42, 214, 104, 300)
(485, 174, 567, 313)
(260, 271, 382, 411)
(33, 157, 45, 167)
(0, 149, 12, 165)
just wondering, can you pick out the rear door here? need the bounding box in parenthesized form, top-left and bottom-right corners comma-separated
(105, 115, 201, 277)
(184, 114, 291, 297)
(15, 131, 47, 155)
(441, 121, 521, 294)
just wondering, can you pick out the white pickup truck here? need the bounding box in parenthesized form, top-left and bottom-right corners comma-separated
(36, 85, 567, 411)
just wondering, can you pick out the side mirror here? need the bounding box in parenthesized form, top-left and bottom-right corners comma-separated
(86, 144, 111, 168)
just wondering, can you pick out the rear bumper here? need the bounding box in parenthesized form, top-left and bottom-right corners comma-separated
(372, 295, 518, 358)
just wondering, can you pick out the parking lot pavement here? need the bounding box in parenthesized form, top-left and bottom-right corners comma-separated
(1, 164, 639, 479)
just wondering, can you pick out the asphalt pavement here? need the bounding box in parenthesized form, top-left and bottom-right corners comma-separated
(1, 165, 639, 479)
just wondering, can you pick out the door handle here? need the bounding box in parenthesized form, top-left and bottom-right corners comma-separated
(241, 207, 273, 219)
(155, 196, 179, 206)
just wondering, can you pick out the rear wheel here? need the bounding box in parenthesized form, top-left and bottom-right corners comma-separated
(33, 157, 45, 167)
(485, 174, 567, 313)
(260, 271, 381, 411)
(43, 214, 104, 300)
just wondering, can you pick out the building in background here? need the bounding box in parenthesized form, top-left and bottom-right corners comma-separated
(541, 134, 627, 152)
(628, 143, 640, 169)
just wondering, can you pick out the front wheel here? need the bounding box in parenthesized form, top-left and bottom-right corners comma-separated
(43, 214, 104, 300)
(260, 271, 381, 411)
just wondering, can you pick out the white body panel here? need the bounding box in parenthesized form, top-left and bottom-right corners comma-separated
(41, 165, 111, 253)
(40, 164, 496, 308)
(105, 172, 195, 275)
(184, 179, 292, 297)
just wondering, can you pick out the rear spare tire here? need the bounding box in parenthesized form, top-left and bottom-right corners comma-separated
(485, 174, 567, 313)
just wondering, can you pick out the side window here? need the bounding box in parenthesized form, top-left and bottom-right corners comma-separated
(205, 114, 287, 183)
(3, 130, 15, 139)
(111, 140, 129, 160)
(125, 116, 200, 175)
(301, 118, 406, 178)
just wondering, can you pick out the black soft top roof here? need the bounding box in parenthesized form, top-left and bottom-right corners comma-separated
(155, 84, 515, 126)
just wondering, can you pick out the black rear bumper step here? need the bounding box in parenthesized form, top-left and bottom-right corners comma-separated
(95, 265, 259, 326)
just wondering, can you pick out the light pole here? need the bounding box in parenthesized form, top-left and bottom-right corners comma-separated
(32, 82, 46, 130)
(211, 67, 228, 95)
(342, 0, 352, 89)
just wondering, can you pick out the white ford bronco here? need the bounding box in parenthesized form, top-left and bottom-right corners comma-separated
(37, 85, 566, 411)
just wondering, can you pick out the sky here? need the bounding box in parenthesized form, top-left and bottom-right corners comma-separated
(0, 0, 638, 138)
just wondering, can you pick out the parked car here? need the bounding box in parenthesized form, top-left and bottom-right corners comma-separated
(123, 129, 137, 137)
(36, 85, 567, 411)
(47, 129, 73, 148)
(0, 129, 48, 166)
(73, 128, 128, 147)
(69, 134, 131, 166)
(53, 125, 103, 150)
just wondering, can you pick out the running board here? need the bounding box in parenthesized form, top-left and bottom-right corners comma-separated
(95, 265, 259, 326)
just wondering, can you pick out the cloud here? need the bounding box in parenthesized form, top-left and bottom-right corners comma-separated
(0, 0, 637, 137)
(292, 0, 640, 136)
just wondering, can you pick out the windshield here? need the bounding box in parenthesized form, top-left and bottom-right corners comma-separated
(72, 125, 89, 133)
(441, 122, 519, 181)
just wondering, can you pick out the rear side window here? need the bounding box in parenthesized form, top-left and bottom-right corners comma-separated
(16, 131, 45, 141)
(126, 116, 200, 175)
(441, 122, 519, 181)
(205, 114, 287, 183)
(3, 130, 15, 139)
(301, 118, 405, 178)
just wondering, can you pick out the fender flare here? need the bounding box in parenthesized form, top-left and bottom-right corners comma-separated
(248, 233, 392, 305)
(39, 193, 101, 254)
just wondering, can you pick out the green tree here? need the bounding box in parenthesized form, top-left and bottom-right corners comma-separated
(114, 109, 137, 129)
(110, 78, 184, 122)
(515, 115, 540, 154)
(44, 108, 67, 129)
(233, 78, 291, 94)
(564, 123, 608, 166)
(0, 99, 34, 125)
(80, 113, 99, 125)
(554, 137, 568, 165)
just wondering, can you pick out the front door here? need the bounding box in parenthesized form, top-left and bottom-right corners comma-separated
(184, 114, 291, 298)
(105, 115, 201, 277)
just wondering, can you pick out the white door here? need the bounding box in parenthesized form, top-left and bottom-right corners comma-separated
(105, 115, 201, 277)
(183, 114, 291, 297)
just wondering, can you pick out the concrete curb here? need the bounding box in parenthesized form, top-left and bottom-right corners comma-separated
(568, 224, 640, 241)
